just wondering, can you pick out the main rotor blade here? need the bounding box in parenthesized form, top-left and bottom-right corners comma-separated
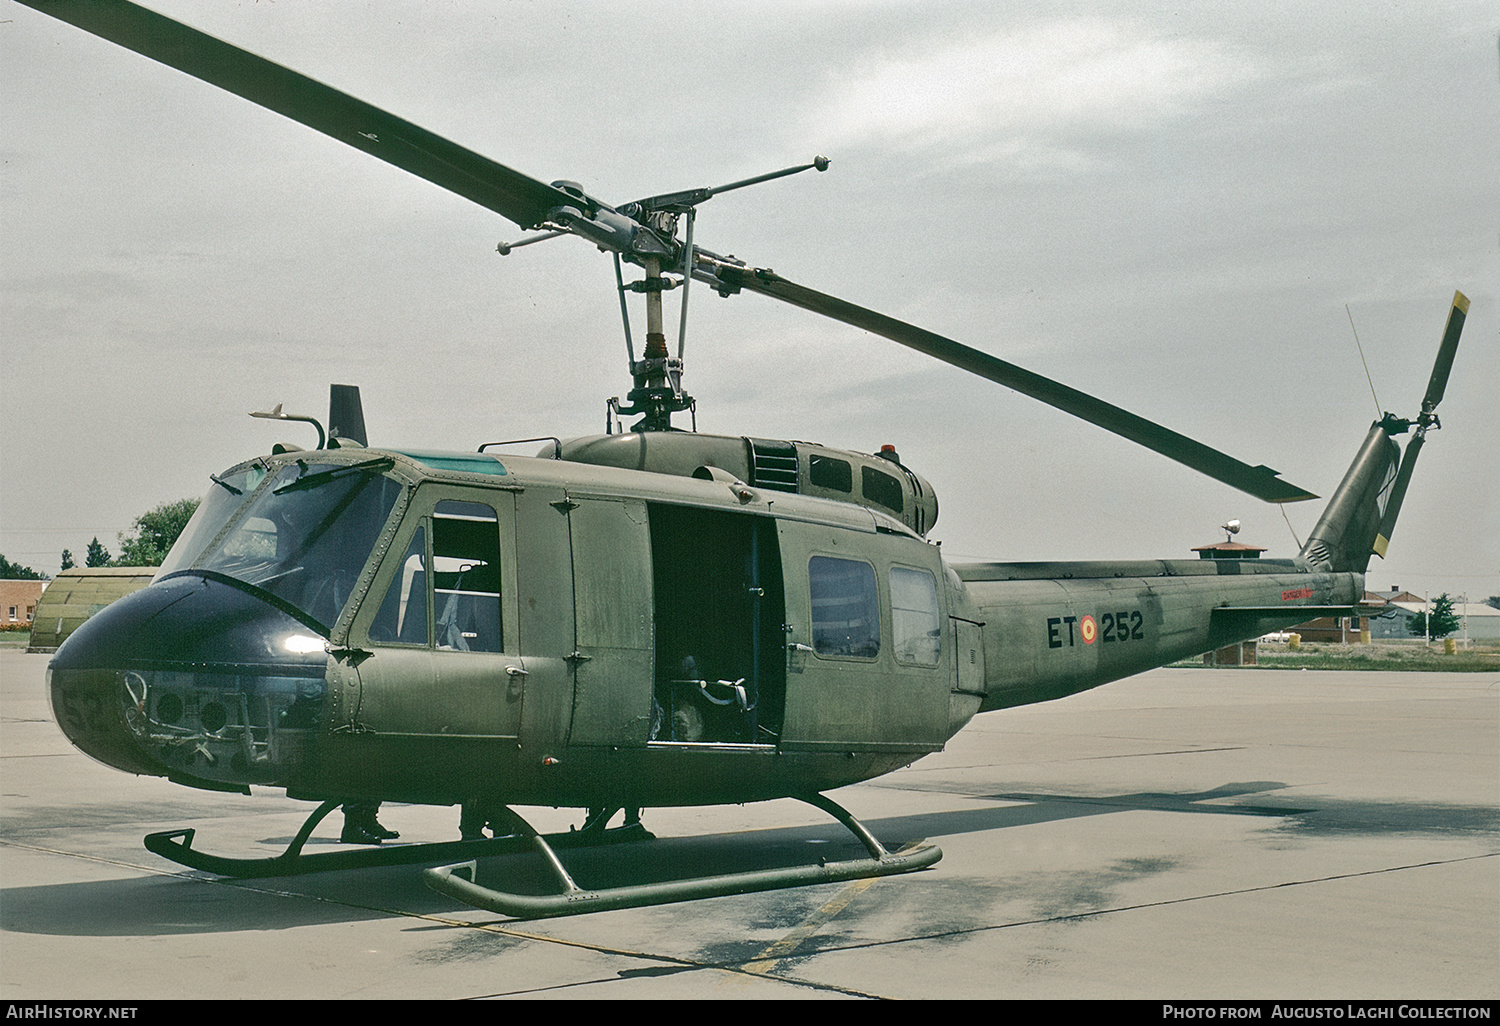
(18, 0, 573, 231)
(715, 265, 1317, 504)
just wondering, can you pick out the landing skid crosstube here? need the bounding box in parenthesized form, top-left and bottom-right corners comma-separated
(143, 794, 941, 918)
(423, 793, 942, 919)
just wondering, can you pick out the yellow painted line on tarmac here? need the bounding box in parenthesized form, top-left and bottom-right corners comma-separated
(719, 873, 882, 989)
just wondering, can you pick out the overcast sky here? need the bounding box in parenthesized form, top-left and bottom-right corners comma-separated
(3, 1, 1497, 603)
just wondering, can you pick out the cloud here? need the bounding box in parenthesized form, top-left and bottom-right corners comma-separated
(810, 17, 1258, 171)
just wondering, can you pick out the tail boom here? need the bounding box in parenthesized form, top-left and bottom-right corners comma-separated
(953, 560, 1363, 714)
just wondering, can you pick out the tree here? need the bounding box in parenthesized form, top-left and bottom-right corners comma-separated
(85, 537, 111, 568)
(1406, 593, 1461, 641)
(1486, 596, 1500, 611)
(0, 554, 47, 580)
(60, 549, 75, 571)
(114, 498, 200, 567)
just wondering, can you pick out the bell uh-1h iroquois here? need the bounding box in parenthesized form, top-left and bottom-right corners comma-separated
(25, 1, 1470, 918)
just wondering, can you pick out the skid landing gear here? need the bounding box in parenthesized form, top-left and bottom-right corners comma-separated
(143, 799, 650, 878)
(423, 793, 942, 919)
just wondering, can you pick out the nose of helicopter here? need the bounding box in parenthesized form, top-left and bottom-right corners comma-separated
(48, 574, 331, 790)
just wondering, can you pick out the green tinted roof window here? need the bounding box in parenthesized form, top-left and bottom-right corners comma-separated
(394, 450, 508, 476)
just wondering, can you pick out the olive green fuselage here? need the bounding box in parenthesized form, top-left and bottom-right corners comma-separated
(48, 437, 1360, 812)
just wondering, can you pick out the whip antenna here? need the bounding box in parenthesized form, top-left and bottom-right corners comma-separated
(1346, 304, 1382, 417)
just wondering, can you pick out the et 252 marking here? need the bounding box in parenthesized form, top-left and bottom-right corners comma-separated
(1047, 611, 1145, 649)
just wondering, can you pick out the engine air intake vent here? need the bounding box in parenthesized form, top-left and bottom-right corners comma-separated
(747, 438, 800, 493)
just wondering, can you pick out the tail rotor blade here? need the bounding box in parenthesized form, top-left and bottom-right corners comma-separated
(1421, 291, 1468, 413)
(1373, 433, 1421, 558)
(1373, 290, 1468, 558)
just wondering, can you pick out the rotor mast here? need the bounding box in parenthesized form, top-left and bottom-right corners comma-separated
(611, 159, 831, 432)
(503, 158, 830, 433)
(613, 254, 693, 432)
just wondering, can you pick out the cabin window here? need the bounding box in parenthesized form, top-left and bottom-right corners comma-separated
(890, 566, 941, 666)
(809, 556, 880, 659)
(370, 527, 428, 645)
(810, 454, 853, 493)
(368, 500, 502, 652)
(431, 500, 502, 652)
(861, 466, 904, 513)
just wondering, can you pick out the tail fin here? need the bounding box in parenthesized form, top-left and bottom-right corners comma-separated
(1300, 423, 1401, 572)
(1300, 291, 1467, 573)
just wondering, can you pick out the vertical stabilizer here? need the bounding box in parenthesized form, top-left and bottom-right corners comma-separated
(1300, 423, 1400, 573)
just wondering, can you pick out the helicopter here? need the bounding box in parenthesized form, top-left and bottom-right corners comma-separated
(21, 1, 1469, 918)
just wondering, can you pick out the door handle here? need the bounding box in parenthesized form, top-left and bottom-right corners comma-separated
(505, 664, 527, 700)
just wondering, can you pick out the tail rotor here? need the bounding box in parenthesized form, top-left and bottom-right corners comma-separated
(1300, 291, 1468, 574)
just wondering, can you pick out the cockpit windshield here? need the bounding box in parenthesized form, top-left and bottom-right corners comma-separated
(156, 463, 269, 582)
(160, 459, 403, 632)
